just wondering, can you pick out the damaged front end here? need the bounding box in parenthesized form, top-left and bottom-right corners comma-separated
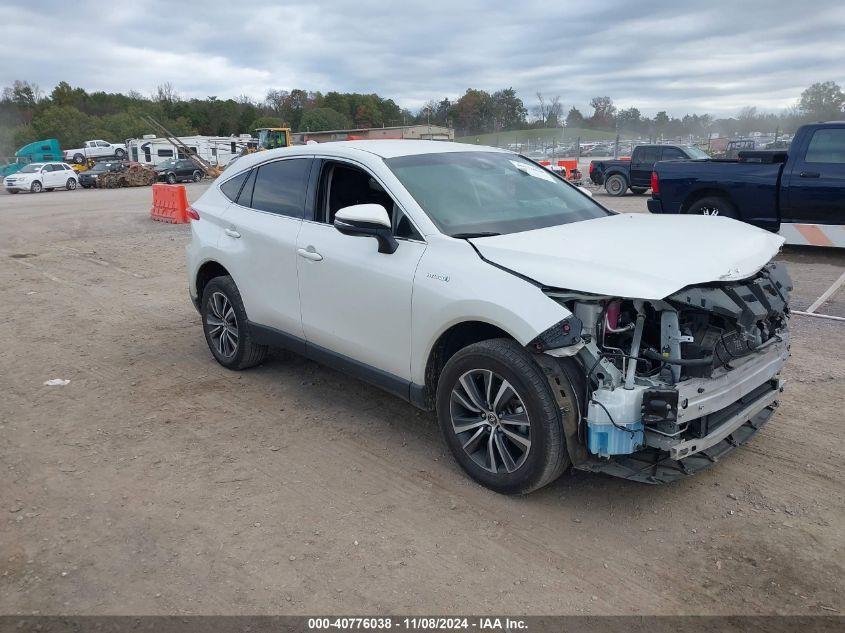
(541, 262, 792, 483)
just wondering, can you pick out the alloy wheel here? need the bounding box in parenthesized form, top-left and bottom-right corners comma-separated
(450, 369, 531, 474)
(206, 291, 239, 358)
(700, 207, 720, 216)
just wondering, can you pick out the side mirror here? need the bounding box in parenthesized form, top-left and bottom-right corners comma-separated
(333, 204, 398, 254)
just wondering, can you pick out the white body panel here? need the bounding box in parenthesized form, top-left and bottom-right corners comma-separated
(471, 214, 784, 299)
(126, 136, 244, 167)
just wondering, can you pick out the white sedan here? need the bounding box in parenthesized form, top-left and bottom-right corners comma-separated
(4, 162, 79, 194)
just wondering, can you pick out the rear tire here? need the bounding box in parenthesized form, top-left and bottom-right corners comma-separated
(73, 153, 85, 164)
(66, 178, 77, 190)
(686, 196, 738, 219)
(604, 174, 627, 196)
(201, 276, 268, 370)
(114, 148, 126, 159)
(435, 338, 569, 495)
(192, 170, 202, 183)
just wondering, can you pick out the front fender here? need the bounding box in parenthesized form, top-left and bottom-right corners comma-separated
(409, 239, 572, 385)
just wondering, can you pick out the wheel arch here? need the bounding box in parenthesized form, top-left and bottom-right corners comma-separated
(195, 260, 231, 302)
(681, 187, 737, 213)
(418, 320, 518, 410)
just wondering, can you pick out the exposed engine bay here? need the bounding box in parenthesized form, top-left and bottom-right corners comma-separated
(543, 262, 792, 473)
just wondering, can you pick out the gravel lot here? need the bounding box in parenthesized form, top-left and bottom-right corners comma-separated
(1, 183, 842, 615)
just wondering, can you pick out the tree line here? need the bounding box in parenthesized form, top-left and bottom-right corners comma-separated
(1, 79, 843, 156)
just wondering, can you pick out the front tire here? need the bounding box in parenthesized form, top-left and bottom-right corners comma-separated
(436, 339, 569, 495)
(30, 181, 43, 193)
(166, 173, 177, 185)
(201, 276, 268, 370)
(686, 196, 738, 219)
(73, 153, 85, 164)
(114, 148, 126, 159)
(604, 174, 627, 196)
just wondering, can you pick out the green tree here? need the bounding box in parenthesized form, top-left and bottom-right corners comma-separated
(799, 81, 845, 120)
(588, 96, 616, 129)
(565, 107, 584, 128)
(300, 107, 351, 131)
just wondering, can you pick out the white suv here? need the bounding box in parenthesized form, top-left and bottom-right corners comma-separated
(187, 141, 791, 493)
(4, 162, 79, 194)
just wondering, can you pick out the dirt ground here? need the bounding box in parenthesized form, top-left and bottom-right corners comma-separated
(0, 183, 842, 616)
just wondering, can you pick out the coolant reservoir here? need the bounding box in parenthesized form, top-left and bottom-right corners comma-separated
(587, 387, 645, 457)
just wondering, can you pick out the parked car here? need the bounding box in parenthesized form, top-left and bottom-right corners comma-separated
(63, 140, 127, 164)
(78, 161, 125, 188)
(648, 122, 844, 233)
(4, 162, 79, 193)
(155, 158, 204, 184)
(186, 140, 791, 493)
(590, 144, 710, 196)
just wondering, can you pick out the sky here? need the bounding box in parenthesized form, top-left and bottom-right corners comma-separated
(2, 0, 844, 118)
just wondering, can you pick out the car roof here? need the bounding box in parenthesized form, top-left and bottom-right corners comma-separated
(227, 140, 511, 173)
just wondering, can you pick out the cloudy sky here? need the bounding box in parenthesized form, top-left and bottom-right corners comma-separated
(3, 0, 844, 117)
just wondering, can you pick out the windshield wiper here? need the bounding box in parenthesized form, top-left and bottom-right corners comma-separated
(451, 231, 501, 239)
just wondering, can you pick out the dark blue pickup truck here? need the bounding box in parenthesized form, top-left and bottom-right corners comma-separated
(648, 122, 845, 235)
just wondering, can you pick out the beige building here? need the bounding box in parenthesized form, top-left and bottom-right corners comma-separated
(294, 124, 453, 144)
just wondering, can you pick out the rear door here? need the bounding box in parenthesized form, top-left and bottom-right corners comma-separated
(784, 125, 845, 224)
(630, 146, 660, 187)
(218, 157, 314, 340)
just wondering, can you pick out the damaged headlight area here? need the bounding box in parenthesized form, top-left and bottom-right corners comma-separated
(543, 262, 792, 468)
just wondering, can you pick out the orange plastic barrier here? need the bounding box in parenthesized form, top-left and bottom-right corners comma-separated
(150, 184, 189, 224)
(556, 159, 578, 174)
(538, 160, 551, 166)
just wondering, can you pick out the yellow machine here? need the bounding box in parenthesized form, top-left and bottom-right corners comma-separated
(255, 128, 292, 151)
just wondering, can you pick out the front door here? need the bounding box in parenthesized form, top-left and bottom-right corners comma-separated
(296, 160, 426, 387)
(784, 126, 845, 225)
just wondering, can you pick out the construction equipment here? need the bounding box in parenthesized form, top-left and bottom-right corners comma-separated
(0, 139, 63, 178)
(255, 128, 292, 151)
(141, 115, 224, 178)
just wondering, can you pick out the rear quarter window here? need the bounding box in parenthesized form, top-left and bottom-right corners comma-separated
(220, 170, 249, 202)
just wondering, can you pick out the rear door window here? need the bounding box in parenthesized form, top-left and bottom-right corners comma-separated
(250, 158, 311, 217)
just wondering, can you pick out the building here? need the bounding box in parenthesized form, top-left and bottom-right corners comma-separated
(125, 134, 254, 167)
(293, 124, 453, 144)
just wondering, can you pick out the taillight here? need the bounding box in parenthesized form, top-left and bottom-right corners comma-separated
(186, 205, 200, 221)
(589, 162, 595, 173)
(650, 171, 659, 195)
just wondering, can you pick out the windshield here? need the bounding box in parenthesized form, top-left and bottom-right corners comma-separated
(92, 162, 114, 172)
(19, 164, 42, 173)
(158, 159, 176, 169)
(385, 152, 609, 237)
(683, 146, 711, 159)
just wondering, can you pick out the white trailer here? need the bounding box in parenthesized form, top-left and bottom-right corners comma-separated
(125, 134, 254, 168)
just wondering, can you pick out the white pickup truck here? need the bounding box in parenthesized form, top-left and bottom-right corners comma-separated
(64, 140, 127, 164)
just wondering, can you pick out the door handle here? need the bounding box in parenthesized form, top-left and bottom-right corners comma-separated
(224, 228, 241, 238)
(297, 247, 323, 262)
(799, 171, 820, 178)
